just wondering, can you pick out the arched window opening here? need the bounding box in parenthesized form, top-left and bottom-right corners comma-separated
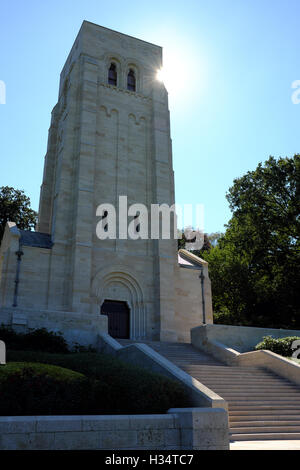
(127, 69, 136, 92)
(108, 63, 117, 86)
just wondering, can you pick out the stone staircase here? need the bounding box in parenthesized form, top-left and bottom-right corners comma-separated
(118, 339, 300, 441)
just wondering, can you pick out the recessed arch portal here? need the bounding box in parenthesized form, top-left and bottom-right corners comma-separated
(92, 266, 146, 340)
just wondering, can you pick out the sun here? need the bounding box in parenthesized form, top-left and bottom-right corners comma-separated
(155, 50, 189, 97)
(156, 68, 165, 83)
(154, 40, 207, 103)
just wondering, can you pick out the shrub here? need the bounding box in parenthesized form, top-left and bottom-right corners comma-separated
(0, 325, 69, 353)
(255, 335, 300, 357)
(5, 351, 192, 414)
(0, 362, 99, 416)
(70, 342, 97, 353)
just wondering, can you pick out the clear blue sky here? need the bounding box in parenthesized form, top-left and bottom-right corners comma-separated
(1, 0, 300, 233)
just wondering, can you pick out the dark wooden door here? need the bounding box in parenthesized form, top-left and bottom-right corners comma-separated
(101, 300, 130, 339)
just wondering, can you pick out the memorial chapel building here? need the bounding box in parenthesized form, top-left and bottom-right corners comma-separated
(0, 21, 213, 346)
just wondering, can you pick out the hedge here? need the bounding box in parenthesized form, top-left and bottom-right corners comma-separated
(0, 325, 69, 353)
(1, 352, 192, 415)
(0, 362, 95, 416)
(255, 335, 300, 357)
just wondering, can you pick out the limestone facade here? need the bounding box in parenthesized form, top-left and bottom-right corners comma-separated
(0, 21, 213, 344)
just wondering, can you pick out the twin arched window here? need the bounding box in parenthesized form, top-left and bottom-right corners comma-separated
(107, 63, 136, 92)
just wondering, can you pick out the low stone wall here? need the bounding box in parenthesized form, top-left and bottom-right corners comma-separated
(236, 349, 300, 386)
(191, 324, 300, 386)
(0, 307, 108, 348)
(0, 409, 229, 450)
(191, 324, 300, 354)
(97, 334, 228, 411)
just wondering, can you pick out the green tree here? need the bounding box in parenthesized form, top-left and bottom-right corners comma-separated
(177, 230, 214, 253)
(207, 232, 223, 247)
(203, 155, 300, 328)
(0, 186, 37, 243)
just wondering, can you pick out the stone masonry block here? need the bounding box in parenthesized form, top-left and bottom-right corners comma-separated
(54, 431, 100, 450)
(101, 430, 137, 449)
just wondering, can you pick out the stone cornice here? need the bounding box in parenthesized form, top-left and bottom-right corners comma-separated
(98, 82, 152, 102)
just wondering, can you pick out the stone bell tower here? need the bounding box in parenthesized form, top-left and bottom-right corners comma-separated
(37, 21, 178, 341)
(0, 21, 213, 346)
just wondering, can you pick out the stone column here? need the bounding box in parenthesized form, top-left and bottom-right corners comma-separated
(69, 55, 99, 313)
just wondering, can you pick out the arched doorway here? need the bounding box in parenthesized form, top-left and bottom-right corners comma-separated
(92, 265, 146, 339)
(101, 300, 130, 339)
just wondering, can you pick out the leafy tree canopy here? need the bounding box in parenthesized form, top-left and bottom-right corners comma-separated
(0, 186, 37, 242)
(202, 155, 300, 329)
(177, 231, 222, 253)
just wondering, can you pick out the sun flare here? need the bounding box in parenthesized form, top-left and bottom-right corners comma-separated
(156, 68, 165, 83)
(154, 40, 206, 102)
(155, 51, 190, 97)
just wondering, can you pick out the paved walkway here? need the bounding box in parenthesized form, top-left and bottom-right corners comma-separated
(230, 440, 300, 450)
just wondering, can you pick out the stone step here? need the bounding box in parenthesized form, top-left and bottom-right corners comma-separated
(186, 377, 284, 384)
(228, 401, 300, 413)
(183, 370, 279, 376)
(179, 365, 268, 371)
(229, 398, 300, 403)
(204, 381, 296, 386)
(186, 368, 278, 372)
(119, 339, 300, 442)
(170, 362, 219, 365)
(230, 412, 300, 419)
(182, 373, 277, 379)
(192, 380, 293, 388)
(231, 403, 300, 410)
(184, 365, 267, 370)
(158, 354, 207, 358)
(183, 368, 277, 373)
(231, 425, 300, 434)
(169, 360, 220, 364)
(162, 352, 215, 355)
(192, 376, 291, 382)
(184, 374, 276, 379)
(157, 352, 219, 357)
(220, 387, 300, 392)
(218, 393, 300, 398)
(225, 399, 300, 405)
(196, 376, 292, 381)
(118, 340, 221, 361)
(217, 394, 300, 401)
(209, 387, 298, 392)
(161, 355, 212, 358)
(230, 421, 300, 427)
(170, 362, 221, 366)
(230, 433, 300, 441)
